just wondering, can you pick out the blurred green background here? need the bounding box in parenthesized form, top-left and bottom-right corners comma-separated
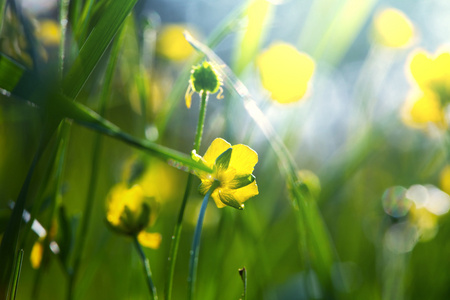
(2, 0, 450, 299)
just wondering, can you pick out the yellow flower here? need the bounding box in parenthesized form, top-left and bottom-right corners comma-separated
(401, 49, 450, 129)
(409, 49, 450, 96)
(36, 20, 61, 46)
(106, 184, 161, 248)
(372, 8, 414, 48)
(257, 42, 315, 104)
(156, 24, 194, 61)
(401, 90, 446, 128)
(193, 138, 259, 210)
(185, 61, 223, 108)
(30, 239, 44, 269)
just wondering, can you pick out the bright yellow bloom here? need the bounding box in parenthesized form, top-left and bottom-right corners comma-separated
(257, 42, 314, 104)
(193, 138, 259, 210)
(372, 8, 414, 48)
(401, 90, 446, 128)
(185, 61, 223, 108)
(156, 24, 194, 61)
(106, 184, 160, 249)
(402, 49, 450, 129)
(137, 231, 162, 249)
(36, 20, 61, 46)
(30, 239, 44, 269)
(410, 49, 450, 95)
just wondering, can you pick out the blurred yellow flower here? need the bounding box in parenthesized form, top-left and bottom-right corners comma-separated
(402, 49, 450, 129)
(36, 20, 61, 46)
(185, 61, 223, 108)
(192, 138, 259, 210)
(410, 49, 450, 94)
(106, 184, 160, 248)
(156, 24, 194, 61)
(137, 231, 162, 249)
(401, 90, 445, 128)
(408, 204, 438, 242)
(257, 42, 314, 104)
(30, 239, 44, 269)
(372, 8, 414, 48)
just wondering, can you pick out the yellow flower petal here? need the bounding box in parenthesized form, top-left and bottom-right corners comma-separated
(37, 20, 61, 46)
(372, 8, 414, 48)
(211, 189, 227, 209)
(156, 25, 194, 61)
(410, 91, 444, 125)
(137, 231, 162, 249)
(229, 144, 258, 176)
(232, 181, 259, 205)
(203, 138, 232, 168)
(257, 42, 315, 104)
(433, 52, 450, 87)
(30, 241, 44, 269)
(409, 50, 436, 89)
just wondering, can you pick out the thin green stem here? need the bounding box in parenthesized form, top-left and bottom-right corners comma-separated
(187, 181, 219, 300)
(9, 249, 24, 300)
(133, 236, 158, 300)
(165, 91, 208, 300)
(239, 267, 247, 300)
(33, 121, 71, 300)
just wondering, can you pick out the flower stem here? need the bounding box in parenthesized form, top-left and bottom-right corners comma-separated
(187, 181, 219, 300)
(194, 91, 208, 151)
(133, 236, 158, 300)
(165, 91, 209, 300)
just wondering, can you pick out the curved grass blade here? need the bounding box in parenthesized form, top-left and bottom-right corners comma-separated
(185, 32, 336, 292)
(0, 120, 59, 299)
(9, 249, 24, 300)
(62, 0, 139, 99)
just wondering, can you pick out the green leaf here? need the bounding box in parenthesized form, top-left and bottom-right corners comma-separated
(230, 174, 255, 189)
(215, 148, 232, 170)
(62, 0, 139, 99)
(218, 191, 244, 210)
(0, 54, 25, 92)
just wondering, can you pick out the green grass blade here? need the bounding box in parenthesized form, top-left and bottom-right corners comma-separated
(185, 32, 337, 292)
(55, 96, 212, 174)
(0, 121, 59, 298)
(9, 249, 24, 300)
(62, 0, 139, 99)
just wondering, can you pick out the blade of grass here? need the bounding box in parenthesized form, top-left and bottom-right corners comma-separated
(8, 249, 24, 300)
(238, 267, 247, 300)
(0, 120, 59, 298)
(185, 32, 337, 292)
(68, 24, 124, 299)
(62, 0, 139, 99)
